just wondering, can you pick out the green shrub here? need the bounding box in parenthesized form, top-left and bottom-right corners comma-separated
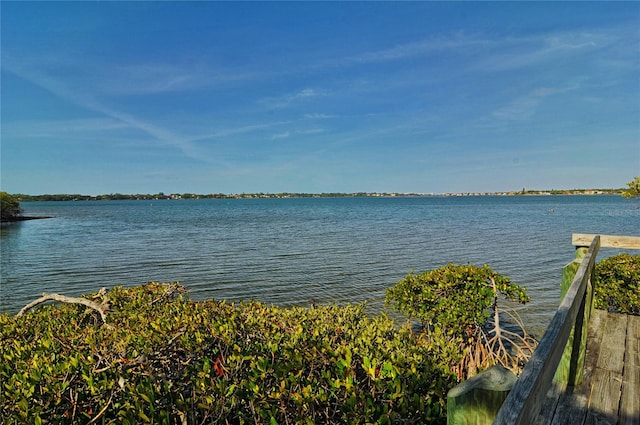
(1, 283, 456, 424)
(385, 264, 534, 379)
(385, 264, 530, 338)
(0, 192, 22, 221)
(594, 253, 640, 315)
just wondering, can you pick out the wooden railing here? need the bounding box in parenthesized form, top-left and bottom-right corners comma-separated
(491, 235, 601, 425)
(446, 233, 640, 425)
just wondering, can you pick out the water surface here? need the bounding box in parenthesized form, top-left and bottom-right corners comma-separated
(1, 195, 637, 336)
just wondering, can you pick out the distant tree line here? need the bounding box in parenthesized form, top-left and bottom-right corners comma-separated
(7, 184, 633, 203)
(518, 188, 624, 195)
(10, 192, 420, 202)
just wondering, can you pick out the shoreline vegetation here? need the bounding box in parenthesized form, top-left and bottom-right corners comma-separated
(3, 282, 458, 423)
(11, 188, 625, 202)
(1, 263, 537, 424)
(0, 192, 52, 222)
(2, 258, 635, 423)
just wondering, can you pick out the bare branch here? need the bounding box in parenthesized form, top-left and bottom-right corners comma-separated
(16, 289, 110, 324)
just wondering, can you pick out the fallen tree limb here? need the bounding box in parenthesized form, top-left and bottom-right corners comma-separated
(16, 288, 110, 323)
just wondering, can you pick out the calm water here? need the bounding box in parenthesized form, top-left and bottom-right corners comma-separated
(1, 195, 638, 336)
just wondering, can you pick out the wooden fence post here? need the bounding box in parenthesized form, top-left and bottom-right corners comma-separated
(554, 245, 593, 386)
(446, 364, 517, 425)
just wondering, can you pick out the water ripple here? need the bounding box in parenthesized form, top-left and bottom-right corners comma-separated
(2, 196, 638, 337)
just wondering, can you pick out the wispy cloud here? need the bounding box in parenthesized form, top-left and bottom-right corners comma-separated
(97, 62, 261, 96)
(492, 84, 579, 121)
(304, 113, 335, 119)
(333, 27, 621, 77)
(492, 94, 543, 121)
(2, 54, 205, 160)
(473, 31, 609, 73)
(350, 33, 488, 64)
(2, 118, 129, 139)
(259, 88, 327, 109)
(271, 131, 290, 140)
(101, 64, 196, 95)
(269, 128, 324, 141)
(298, 128, 325, 135)
(190, 121, 291, 143)
(2, 53, 312, 168)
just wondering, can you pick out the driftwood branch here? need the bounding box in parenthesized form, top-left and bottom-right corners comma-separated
(16, 287, 111, 324)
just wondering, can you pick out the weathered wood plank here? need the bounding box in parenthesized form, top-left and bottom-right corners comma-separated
(572, 233, 640, 249)
(620, 365, 640, 425)
(620, 317, 640, 425)
(549, 310, 609, 425)
(493, 237, 600, 425)
(519, 310, 637, 425)
(584, 410, 618, 425)
(586, 368, 622, 424)
(533, 382, 565, 425)
(627, 314, 640, 354)
(549, 385, 589, 425)
(596, 313, 628, 374)
(584, 310, 607, 382)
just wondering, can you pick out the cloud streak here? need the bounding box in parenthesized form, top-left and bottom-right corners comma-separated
(350, 34, 489, 64)
(304, 113, 335, 120)
(491, 84, 580, 121)
(472, 31, 610, 73)
(259, 88, 328, 109)
(271, 131, 290, 140)
(97, 62, 262, 96)
(3, 59, 161, 133)
(189, 121, 291, 143)
(2, 118, 129, 139)
(2, 54, 216, 162)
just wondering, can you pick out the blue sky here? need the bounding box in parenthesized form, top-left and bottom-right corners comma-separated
(1, 2, 639, 195)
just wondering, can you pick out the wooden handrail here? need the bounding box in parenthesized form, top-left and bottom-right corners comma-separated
(492, 235, 601, 425)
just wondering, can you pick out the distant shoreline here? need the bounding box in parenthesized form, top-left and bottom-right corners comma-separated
(10, 189, 626, 202)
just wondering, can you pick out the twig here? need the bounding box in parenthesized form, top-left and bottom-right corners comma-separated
(87, 391, 114, 424)
(151, 282, 182, 305)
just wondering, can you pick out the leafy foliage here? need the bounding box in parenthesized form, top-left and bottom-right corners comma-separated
(385, 264, 534, 379)
(1, 283, 457, 424)
(0, 192, 22, 221)
(594, 253, 640, 315)
(621, 176, 640, 199)
(385, 264, 530, 337)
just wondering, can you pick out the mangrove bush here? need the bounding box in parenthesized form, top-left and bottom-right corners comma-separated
(594, 253, 640, 315)
(2, 264, 538, 424)
(385, 264, 536, 379)
(0, 192, 22, 221)
(1, 283, 458, 424)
